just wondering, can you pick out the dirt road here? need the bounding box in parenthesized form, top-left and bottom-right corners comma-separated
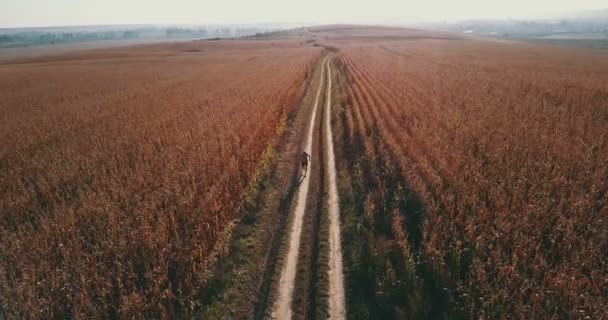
(271, 53, 345, 319)
(272, 55, 328, 320)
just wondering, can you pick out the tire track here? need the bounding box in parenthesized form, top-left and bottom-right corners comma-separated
(324, 55, 346, 320)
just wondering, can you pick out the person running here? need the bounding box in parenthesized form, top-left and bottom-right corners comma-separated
(301, 151, 311, 178)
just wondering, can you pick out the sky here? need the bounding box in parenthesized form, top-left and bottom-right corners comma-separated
(1, 0, 607, 28)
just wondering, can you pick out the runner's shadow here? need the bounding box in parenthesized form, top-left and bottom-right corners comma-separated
(297, 173, 306, 186)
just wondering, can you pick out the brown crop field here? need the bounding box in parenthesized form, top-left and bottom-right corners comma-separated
(2, 24, 608, 320)
(0, 40, 321, 317)
(325, 26, 608, 318)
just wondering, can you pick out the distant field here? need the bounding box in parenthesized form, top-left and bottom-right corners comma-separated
(0, 39, 320, 317)
(0, 38, 194, 62)
(523, 37, 608, 51)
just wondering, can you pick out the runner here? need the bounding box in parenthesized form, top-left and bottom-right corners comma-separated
(301, 151, 311, 178)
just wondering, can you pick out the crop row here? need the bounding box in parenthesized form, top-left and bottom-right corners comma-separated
(338, 40, 608, 318)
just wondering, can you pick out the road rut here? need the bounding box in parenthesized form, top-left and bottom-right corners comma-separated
(324, 56, 345, 320)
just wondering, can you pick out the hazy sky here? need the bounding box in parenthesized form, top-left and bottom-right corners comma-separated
(1, 0, 607, 28)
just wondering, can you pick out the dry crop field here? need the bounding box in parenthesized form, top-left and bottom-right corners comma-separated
(2, 25, 608, 320)
(0, 40, 321, 317)
(321, 26, 608, 318)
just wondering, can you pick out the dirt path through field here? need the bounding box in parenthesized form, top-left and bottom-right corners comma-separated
(324, 55, 346, 320)
(272, 55, 328, 320)
(271, 53, 345, 320)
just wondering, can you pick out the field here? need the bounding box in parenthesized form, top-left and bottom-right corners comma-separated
(0, 39, 181, 62)
(0, 40, 320, 317)
(322, 26, 608, 318)
(1, 25, 608, 319)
